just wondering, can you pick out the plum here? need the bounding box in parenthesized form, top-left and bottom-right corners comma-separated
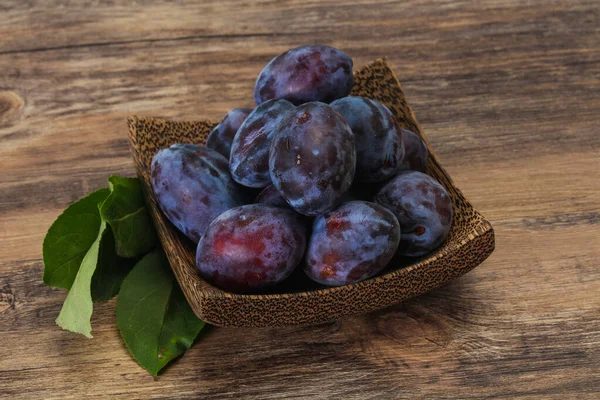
(304, 201, 400, 285)
(206, 107, 253, 159)
(254, 45, 353, 105)
(196, 204, 307, 292)
(229, 99, 295, 188)
(269, 102, 356, 216)
(254, 184, 289, 208)
(330, 96, 404, 182)
(399, 128, 428, 172)
(374, 170, 453, 256)
(151, 144, 245, 243)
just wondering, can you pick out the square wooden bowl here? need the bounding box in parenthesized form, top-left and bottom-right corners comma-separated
(128, 58, 495, 328)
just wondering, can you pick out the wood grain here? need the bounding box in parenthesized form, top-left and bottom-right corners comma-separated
(1, 0, 599, 398)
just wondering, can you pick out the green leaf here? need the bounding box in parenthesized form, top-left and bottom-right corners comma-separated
(56, 221, 106, 338)
(116, 250, 205, 376)
(90, 228, 135, 302)
(100, 176, 158, 258)
(43, 188, 110, 289)
(157, 285, 205, 371)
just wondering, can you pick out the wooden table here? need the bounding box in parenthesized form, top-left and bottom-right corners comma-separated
(1, 1, 599, 398)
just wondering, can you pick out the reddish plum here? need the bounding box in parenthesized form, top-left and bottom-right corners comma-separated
(304, 201, 400, 285)
(196, 205, 307, 292)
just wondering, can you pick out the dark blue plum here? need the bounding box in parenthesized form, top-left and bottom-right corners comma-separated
(269, 102, 356, 216)
(151, 144, 245, 243)
(304, 201, 400, 286)
(196, 204, 307, 293)
(254, 45, 353, 106)
(399, 128, 428, 172)
(374, 170, 453, 257)
(206, 108, 253, 159)
(229, 99, 295, 188)
(330, 96, 404, 182)
(254, 185, 290, 208)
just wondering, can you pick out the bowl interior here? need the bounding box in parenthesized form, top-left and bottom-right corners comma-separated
(127, 58, 494, 326)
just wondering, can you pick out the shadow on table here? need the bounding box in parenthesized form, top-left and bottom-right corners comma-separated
(154, 272, 495, 396)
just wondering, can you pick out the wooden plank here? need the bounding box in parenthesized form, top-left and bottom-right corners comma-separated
(1, 0, 599, 398)
(0, 227, 598, 399)
(1, 29, 599, 260)
(2, 0, 597, 54)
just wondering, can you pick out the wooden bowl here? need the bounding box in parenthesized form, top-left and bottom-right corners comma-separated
(127, 58, 495, 328)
